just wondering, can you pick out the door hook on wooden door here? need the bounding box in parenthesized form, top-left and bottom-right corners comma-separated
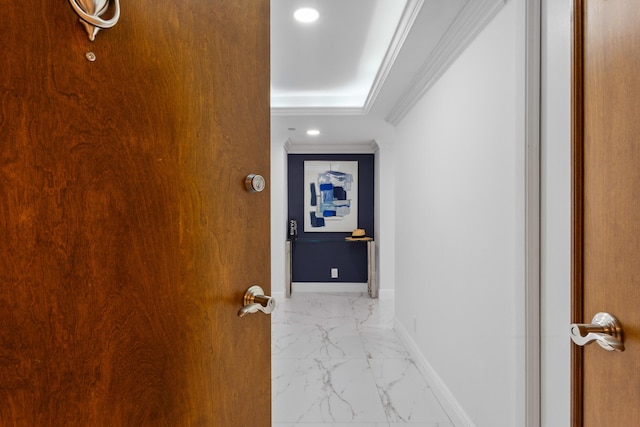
(570, 312, 625, 352)
(68, 0, 120, 41)
(238, 286, 276, 317)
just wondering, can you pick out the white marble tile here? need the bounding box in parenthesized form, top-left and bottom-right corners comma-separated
(353, 298, 395, 330)
(271, 422, 454, 427)
(368, 359, 451, 424)
(387, 423, 454, 427)
(277, 292, 357, 314)
(359, 329, 410, 359)
(273, 424, 392, 427)
(272, 321, 366, 359)
(274, 292, 394, 330)
(273, 423, 453, 427)
(272, 292, 452, 427)
(272, 422, 453, 426)
(273, 358, 387, 423)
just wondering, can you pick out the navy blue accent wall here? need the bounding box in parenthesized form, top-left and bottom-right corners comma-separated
(288, 154, 374, 283)
(292, 240, 369, 282)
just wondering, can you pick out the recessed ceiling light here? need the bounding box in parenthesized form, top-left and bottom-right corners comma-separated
(294, 8, 319, 23)
(306, 129, 320, 136)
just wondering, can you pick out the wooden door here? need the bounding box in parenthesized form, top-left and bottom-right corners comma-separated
(0, 1, 271, 426)
(572, 0, 640, 425)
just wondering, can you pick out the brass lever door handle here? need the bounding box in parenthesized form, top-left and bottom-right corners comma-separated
(570, 312, 625, 352)
(68, 0, 120, 28)
(238, 286, 276, 317)
(68, 0, 121, 41)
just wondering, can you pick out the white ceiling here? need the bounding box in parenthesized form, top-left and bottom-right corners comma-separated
(270, 0, 505, 149)
(271, 0, 408, 109)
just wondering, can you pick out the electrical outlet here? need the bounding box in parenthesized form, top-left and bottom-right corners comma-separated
(331, 268, 338, 278)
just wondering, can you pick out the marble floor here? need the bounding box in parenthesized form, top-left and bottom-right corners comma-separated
(272, 292, 453, 427)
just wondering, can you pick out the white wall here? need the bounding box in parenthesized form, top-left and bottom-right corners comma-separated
(394, 1, 525, 425)
(375, 140, 396, 296)
(541, 0, 572, 425)
(270, 134, 288, 297)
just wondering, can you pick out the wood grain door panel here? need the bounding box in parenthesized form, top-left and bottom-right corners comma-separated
(0, 1, 270, 425)
(572, 0, 640, 425)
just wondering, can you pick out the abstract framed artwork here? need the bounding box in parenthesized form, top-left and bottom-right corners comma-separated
(303, 160, 358, 232)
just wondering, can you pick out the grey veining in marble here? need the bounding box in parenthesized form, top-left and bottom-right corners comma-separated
(272, 292, 453, 426)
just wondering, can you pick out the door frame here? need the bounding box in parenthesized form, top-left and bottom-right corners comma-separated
(524, 0, 542, 425)
(570, 0, 585, 424)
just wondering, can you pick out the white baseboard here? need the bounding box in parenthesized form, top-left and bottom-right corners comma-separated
(291, 282, 368, 293)
(394, 318, 476, 427)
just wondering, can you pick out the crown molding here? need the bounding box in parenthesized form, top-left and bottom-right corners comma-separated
(386, 0, 506, 125)
(271, 106, 366, 116)
(271, 0, 505, 123)
(363, 0, 425, 114)
(284, 138, 379, 154)
(271, 0, 424, 118)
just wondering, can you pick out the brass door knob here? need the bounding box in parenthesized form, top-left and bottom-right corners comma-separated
(238, 285, 275, 317)
(570, 312, 624, 352)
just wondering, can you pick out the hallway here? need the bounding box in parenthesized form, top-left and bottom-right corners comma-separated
(272, 292, 453, 426)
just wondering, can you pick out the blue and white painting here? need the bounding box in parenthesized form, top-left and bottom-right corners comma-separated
(304, 161, 358, 232)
